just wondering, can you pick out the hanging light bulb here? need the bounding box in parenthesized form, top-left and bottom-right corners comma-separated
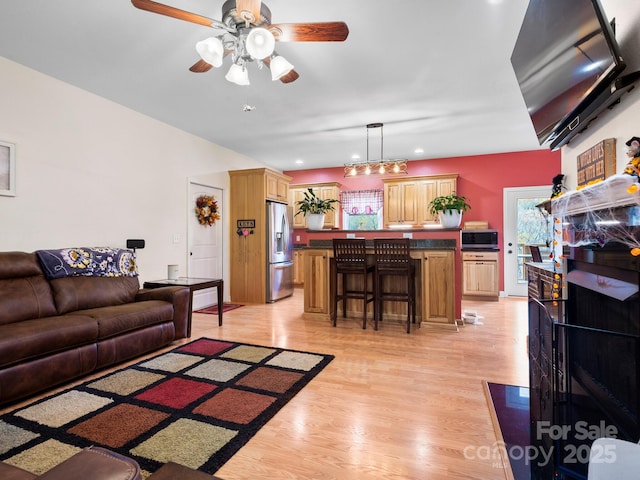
(245, 28, 275, 59)
(378, 163, 385, 174)
(393, 163, 400, 173)
(365, 164, 371, 175)
(226, 63, 250, 85)
(350, 166, 357, 176)
(195, 37, 224, 67)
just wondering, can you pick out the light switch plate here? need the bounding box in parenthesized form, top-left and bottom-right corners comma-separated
(403, 232, 413, 239)
(346, 233, 356, 239)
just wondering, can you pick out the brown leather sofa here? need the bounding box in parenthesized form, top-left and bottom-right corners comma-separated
(0, 251, 190, 406)
(0, 446, 142, 480)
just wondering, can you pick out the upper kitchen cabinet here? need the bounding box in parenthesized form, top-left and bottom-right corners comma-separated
(383, 179, 419, 227)
(290, 182, 341, 229)
(265, 169, 291, 203)
(383, 174, 458, 228)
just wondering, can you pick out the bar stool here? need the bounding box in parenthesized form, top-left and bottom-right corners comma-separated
(331, 238, 376, 329)
(373, 238, 417, 333)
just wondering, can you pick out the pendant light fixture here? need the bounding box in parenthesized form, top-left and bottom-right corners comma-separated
(344, 123, 408, 177)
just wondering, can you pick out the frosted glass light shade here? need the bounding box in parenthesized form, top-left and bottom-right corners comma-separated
(246, 28, 275, 59)
(195, 37, 224, 67)
(270, 55, 294, 81)
(225, 63, 250, 85)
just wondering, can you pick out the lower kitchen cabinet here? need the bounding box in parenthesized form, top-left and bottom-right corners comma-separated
(293, 250, 305, 285)
(462, 250, 499, 299)
(303, 249, 329, 313)
(422, 250, 455, 324)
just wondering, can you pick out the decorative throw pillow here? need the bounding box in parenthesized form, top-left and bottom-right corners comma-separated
(36, 247, 138, 279)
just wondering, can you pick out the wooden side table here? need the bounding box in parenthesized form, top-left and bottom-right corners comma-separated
(148, 462, 224, 480)
(143, 278, 224, 336)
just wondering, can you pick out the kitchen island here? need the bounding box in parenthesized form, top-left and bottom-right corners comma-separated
(299, 231, 461, 328)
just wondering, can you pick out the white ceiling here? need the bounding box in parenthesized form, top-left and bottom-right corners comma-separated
(0, 0, 546, 172)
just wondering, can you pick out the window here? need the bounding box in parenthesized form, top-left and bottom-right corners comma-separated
(340, 190, 383, 230)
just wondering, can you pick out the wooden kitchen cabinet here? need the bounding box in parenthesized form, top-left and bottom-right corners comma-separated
(303, 249, 330, 313)
(228, 168, 292, 304)
(418, 175, 457, 224)
(289, 182, 341, 229)
(265, 169, 290, 203)
(422, 250, 455, 324)
(462, 251, 499, 299)
(383, 179, 419, 226)
(293, 250, 305, 285)
(383, 174, 458, 227)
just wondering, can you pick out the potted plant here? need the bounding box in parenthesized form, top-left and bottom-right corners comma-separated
(295, 188, 339, 230)
(428, 193, 471, 228)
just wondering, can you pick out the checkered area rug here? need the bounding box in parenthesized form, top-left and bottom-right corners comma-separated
(0, 339, 333, 476)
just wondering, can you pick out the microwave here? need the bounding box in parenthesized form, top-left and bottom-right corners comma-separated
(461, 229, 499, 250)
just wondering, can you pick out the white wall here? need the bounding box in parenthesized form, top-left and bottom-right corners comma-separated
(561, 1, 640, 188)
(0, 56, 264, 291)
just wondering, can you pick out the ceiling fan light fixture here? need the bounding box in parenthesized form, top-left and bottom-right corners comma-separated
(270, 55, 294, 81)
(225, 63, 250, 85)
(245, 27, 275, 59)
(195, 37, 224, 68)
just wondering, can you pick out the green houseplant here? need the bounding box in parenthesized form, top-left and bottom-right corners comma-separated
(428, 193, 471, 228)
(295, 188, 339, 230)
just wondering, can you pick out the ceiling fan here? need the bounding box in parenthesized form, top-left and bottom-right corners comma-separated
(131, 0, 349, 85)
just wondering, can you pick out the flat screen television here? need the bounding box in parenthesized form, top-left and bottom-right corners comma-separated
(510, 0, 628, 148)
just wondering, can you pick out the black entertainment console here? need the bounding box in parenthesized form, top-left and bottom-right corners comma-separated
(549, 71, 640, 150)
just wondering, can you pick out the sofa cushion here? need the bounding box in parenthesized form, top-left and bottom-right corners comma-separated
(0, 315, 98, 367)
(68, 300, 174, 340)
(50, 276, 140, 315)
(0, 252, 57, 325)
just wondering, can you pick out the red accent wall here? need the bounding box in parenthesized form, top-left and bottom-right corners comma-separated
(285, 149, 561, 292)
(286, 149, 560, 235)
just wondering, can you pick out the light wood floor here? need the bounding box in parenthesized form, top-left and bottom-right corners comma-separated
(3, 291, 530, 480)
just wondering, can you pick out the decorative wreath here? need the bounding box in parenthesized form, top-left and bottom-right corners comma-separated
(195, 194, 220, 227)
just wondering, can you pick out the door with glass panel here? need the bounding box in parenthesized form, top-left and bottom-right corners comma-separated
(503, 187, 551, 296)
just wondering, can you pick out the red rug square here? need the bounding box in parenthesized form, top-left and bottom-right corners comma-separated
(193, 388, 275, 424)
(235, 367, 304, 394)
(68, 403, 169, 448)
(135, 377, 217, 409)
(177, 338, 235, 356)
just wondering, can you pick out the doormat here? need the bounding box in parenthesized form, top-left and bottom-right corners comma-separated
(0, 338, 334, 476)
(195, 304, 243, 315)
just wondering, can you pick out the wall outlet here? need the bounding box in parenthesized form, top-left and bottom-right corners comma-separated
(295, 235, 300, 242)
(346, 233, 356, 239)
(172, 234, 180, 244)
(403, 232, 413, 239)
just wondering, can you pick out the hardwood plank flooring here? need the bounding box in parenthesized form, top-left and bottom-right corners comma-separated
(2, 290, 530, 480)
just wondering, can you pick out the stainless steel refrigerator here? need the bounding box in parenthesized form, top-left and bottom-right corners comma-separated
(266, 201, 294, 302)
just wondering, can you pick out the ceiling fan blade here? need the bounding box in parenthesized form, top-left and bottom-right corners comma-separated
(235, 0, 263, 26)
(279, 69, 299, 84)
(269, 22, 349, 42)
(189, 59, 213, 73)
(131, 0, 217, 28)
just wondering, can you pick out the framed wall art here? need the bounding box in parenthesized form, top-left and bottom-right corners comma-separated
(0, 140, 16, 196)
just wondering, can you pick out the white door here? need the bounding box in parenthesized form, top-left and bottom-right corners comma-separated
(188, 182, 223, 310)
(503, 186, 552, 296)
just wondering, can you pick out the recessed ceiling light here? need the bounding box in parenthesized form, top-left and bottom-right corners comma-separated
(414, 148, 424, 154)
(351, 154, 360, 160)
(295, 159, 304, 165)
